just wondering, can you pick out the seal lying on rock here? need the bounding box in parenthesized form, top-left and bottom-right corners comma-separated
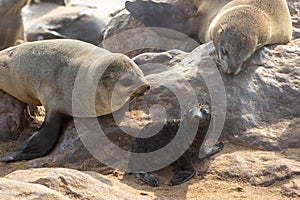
(0, 0, 28, 50)
(130, 105, 223, 186)
(125, 0, 292, 75)
(0, 39, 150, 162)
(26, 6, 108, 45)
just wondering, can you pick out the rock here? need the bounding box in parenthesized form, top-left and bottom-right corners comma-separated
(288, 0, 300, 37)
(102, 1, 199, 57)
(0, 178, 69, 200)
(3, 168, 152, 200)
(282, 177, 300, 198)
(121, 40, 300, 151)
(0, 91, 27, 141)
(208, 150, 300, 187)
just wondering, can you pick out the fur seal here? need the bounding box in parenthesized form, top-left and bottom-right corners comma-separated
(0, 39, 150, 162)
(130, 105, 223, 186)
(0, 0, 28, 50)
(26, 6, 108, 45)
(202, 0, 292, 75)
(125, 0, 292, 75)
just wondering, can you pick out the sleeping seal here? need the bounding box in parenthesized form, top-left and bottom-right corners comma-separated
(25, 6, 108, 45)
(125, 0, 292, 75)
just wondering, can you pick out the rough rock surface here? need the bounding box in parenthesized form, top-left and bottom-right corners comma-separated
(282, 177, 300, 198)
(0, 178, 70, 200)
(103, 0, 198, 57)
(2, 168, 152, 199)
(209, 150, 300, 187)
(0, 91, 27, 142)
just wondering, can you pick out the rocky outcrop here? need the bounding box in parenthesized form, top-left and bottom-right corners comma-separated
(0, 178, 70, 200)
(1, 168, 152, 199)
(209, 150, 300, 187)
(282, 177, 300, 198)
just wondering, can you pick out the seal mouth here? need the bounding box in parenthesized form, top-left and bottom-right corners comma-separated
(214, 54, 243, 75)
(130, 84, 150, 100)
(223, 66, 241, 76)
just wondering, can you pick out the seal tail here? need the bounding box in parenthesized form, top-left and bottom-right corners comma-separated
(125, 0, 200, 38)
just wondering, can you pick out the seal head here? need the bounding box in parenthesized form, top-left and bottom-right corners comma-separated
(213, 25, 258, 75)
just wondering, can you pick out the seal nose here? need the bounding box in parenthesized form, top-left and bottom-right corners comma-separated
(132, 83, 150, 98)
(146, 84, 150, 91)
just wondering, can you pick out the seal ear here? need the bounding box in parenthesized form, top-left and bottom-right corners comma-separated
(256, 42, 263, 48)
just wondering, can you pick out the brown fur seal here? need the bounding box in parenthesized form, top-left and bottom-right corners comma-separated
(130, 105, 223, 186)
(0, 0, 28, 50)
(200, 0, 292, 75)
(0, 39, 150, 162)
(125, 0, 292, 75)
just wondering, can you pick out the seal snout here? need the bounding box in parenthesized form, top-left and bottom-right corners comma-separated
(131, 83, 150, 98)
(225, 64, 242, 76)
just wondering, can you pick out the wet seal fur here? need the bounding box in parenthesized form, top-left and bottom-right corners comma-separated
(0, 39, 150, 162)
(130, 105, 223, 186)
(0, 0, 28, 50)
(125, 0, 292, 75)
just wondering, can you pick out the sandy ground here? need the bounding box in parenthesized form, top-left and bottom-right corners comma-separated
(1, 140, 298, 199)
(105, 143, 299, 200)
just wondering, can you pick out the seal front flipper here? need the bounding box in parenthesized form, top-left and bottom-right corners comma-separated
(135, 172, 160, 187)
(125, 0, 200, 38)
(169, 168, 196, 186)
(205, 141, 224, 157)
(0, 111, 70, 162)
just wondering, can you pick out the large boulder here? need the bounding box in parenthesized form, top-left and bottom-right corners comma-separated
(2, 168, 153, 199)
(0, 91, 27, 142)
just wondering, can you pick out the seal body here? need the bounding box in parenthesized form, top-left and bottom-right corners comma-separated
(126, 0, 292, 75)
(0, 0, 28, 50)
(26, 6, 108, 45)
(0, 39, 150, 161)
(197, 0, 292, 74)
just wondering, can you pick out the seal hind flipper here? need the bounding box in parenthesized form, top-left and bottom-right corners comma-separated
(125, 0, 200, 38)
(135, 172, 160, 187)
(169, 168, 196, 186)
(0, 111, 70, 162)
(37, 27, 69, 40)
